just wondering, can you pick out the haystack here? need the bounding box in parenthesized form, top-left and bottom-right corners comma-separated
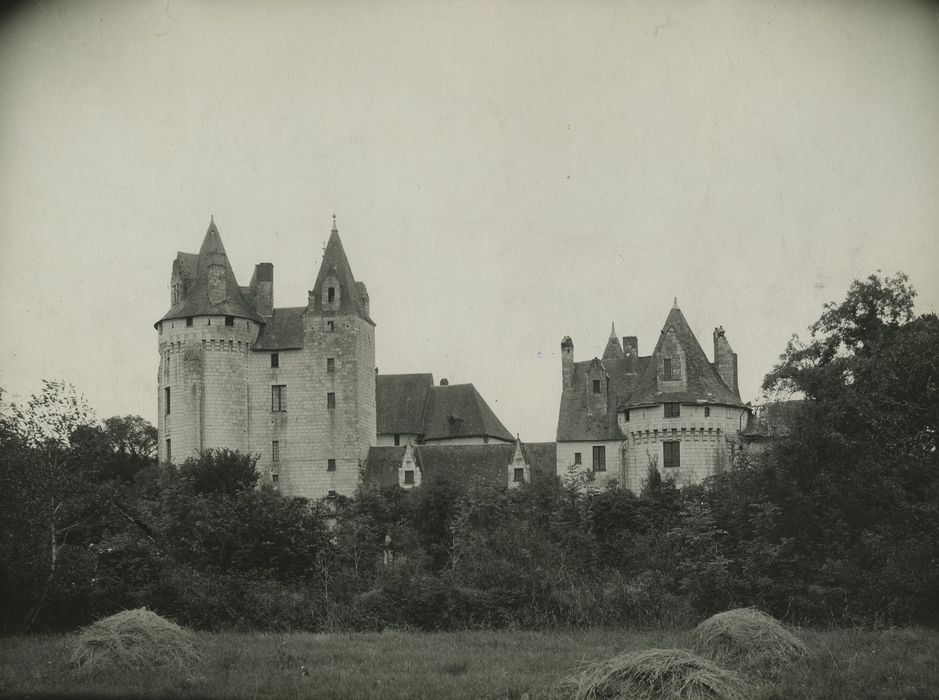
(71, 608, 201, 674)
(563, 648, 750, 700)
(690, 607, 808, 674)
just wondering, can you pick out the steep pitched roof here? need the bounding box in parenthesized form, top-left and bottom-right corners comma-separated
(556, 356, 648, 441)
(309, 221, 371, 321)
(157, 218, 266, 326)
(252, 307, 305, 350)
(602, 323, 626, 360)
(376, 373, 435, 434)
(421, 384, 514, 442)
(624, 305, 745, 408)
(364, 441, 558, 489)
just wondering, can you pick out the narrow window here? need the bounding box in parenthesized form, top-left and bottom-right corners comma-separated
(327, 286, 336, 302)
(403, 469, 414, 485)
(394, 434, 400, 446)
(327, 458, 336, 472)
(592, 446, 606, 472)
(513, 467, 525, 483)
(164, 387, 171, 414)
(271, 385, 286, 412)
(664, 441, 681, 469)
(225, 316, 234, 327)
(574, 452, 582, 465)
(704, 406, 711, 418)
(592, 379, 601, 394)
(165, 438, 171, 462)
(663, 358, 672, 380)
(228, 340, 233, 350)
(271, 353, 279, 368)
(186, 317, 193, 327)
(327, 357, 335, 373)
(272, 474, 279, 488)
(327, 392, 336, 409)
(272, 440, 280, 463)
(664, 403, 680, 418)
(623, 409, 630, 422)
(326, 320, 335, 332)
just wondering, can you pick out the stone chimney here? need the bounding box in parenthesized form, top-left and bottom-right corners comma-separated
(561, 336, 574, 389)
(622, 336, 638, 373)
(713, 326, 739, 396)
(250, 263, 274, 317)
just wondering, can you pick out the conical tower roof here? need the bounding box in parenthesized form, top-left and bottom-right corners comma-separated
(624, 303, 744, 407)
(157, 218, 265, 326)
(602, 322, 625, 360)
(309, 217, 371, 320)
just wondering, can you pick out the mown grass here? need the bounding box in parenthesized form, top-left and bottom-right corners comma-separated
(1, 627, 937, 699)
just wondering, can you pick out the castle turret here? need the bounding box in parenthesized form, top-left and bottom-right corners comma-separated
(602, 323, 626, 360)
(561, 336, 574, 389)
(155, 217, 264, 464)
(713, 326, 739, 398)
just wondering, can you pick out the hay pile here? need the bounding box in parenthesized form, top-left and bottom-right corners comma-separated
(71, 608, 201, 675)
(563, 648, 750, 700)
(690, 607, 808, 674)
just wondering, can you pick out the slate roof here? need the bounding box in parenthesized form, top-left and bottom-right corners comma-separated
(555, 356, 648, 441)
(309, 223, 372, 322)
(157, 219, 266, 326)
(421, 384, 514, 442)
(623, 305, 745, 409)
(376, 373, 434, 434)
(602, 323, 626, 360)
(364, 441, 558, 489)
(253, 307, 306, 350)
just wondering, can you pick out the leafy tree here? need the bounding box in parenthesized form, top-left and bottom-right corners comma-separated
(178, 448, 260, 496)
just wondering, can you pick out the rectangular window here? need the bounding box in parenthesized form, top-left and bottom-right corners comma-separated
(327, 392, 336, 409)
(271, 385, 286, 412)
(272, 474, 279, 488)
(327, 286, 336, 302)
(704, 406, 711, 418)
(225, 316, 234, 327)
(326, 320, 335, 332)
(326, 357, 335, 373)
(574, 452, 582, 465)
(327, 458, 336, 472)
(403, 469, 414, 485)
(394, 434, 400, 446)
(664, 441, 681, 469)
(271, 353, 279, 368)
(664, 403, 680, 418)
(272, 440, 280, 463)
(186, 317, 193, 327)
(592, 445, 606, 472)
(513, 467, 525, 483)
(164, 387, 171, 415)
(623, 409, 630, 422)
(664, 358, 672, 380)
(592, 379, 601, 394)
(165, 438, 171, 463)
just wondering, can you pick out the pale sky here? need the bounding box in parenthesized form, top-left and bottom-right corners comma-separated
(1, 0, 937, 441)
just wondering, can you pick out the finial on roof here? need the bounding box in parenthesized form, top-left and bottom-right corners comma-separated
(331, 212, 338, 234)
(673, 297, 679, 309)
(609, 322, 617, 339)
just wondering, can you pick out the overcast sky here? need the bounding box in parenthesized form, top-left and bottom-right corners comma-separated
(1, 0, 937, 442)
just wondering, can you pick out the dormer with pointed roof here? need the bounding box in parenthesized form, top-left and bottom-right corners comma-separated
(157, 217, 265, 327)
(308, 216, 372, 323)
(602, 323, 626, 360)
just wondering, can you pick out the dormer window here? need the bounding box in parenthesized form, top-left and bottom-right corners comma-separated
(663, 358, 673, 380)
(592, 380, 601, 394)
(327, 286, 336, 302)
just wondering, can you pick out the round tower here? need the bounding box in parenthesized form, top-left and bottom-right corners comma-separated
(155, 218, 265, 464)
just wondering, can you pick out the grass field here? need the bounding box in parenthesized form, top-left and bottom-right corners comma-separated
(1, 626, 937, 699)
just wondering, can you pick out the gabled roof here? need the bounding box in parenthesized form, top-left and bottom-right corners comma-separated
(421, 384, 514, 442)
(556, 356, 648, 441)
(157, 218, 266, 326)
(623, 305, 744, 408)
(253, 307, 305, 350)
(364, 441, 558, 489)
(309, 221, 371, 322)
(376, 373, 435, 434)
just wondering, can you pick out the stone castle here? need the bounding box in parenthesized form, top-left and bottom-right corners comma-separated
(157, 218, 751, 499)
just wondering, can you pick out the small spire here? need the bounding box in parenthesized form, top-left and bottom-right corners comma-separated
(331, 212, 338, 234)
(673, 296, 679, 309)
(609, 322, 617, 339)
